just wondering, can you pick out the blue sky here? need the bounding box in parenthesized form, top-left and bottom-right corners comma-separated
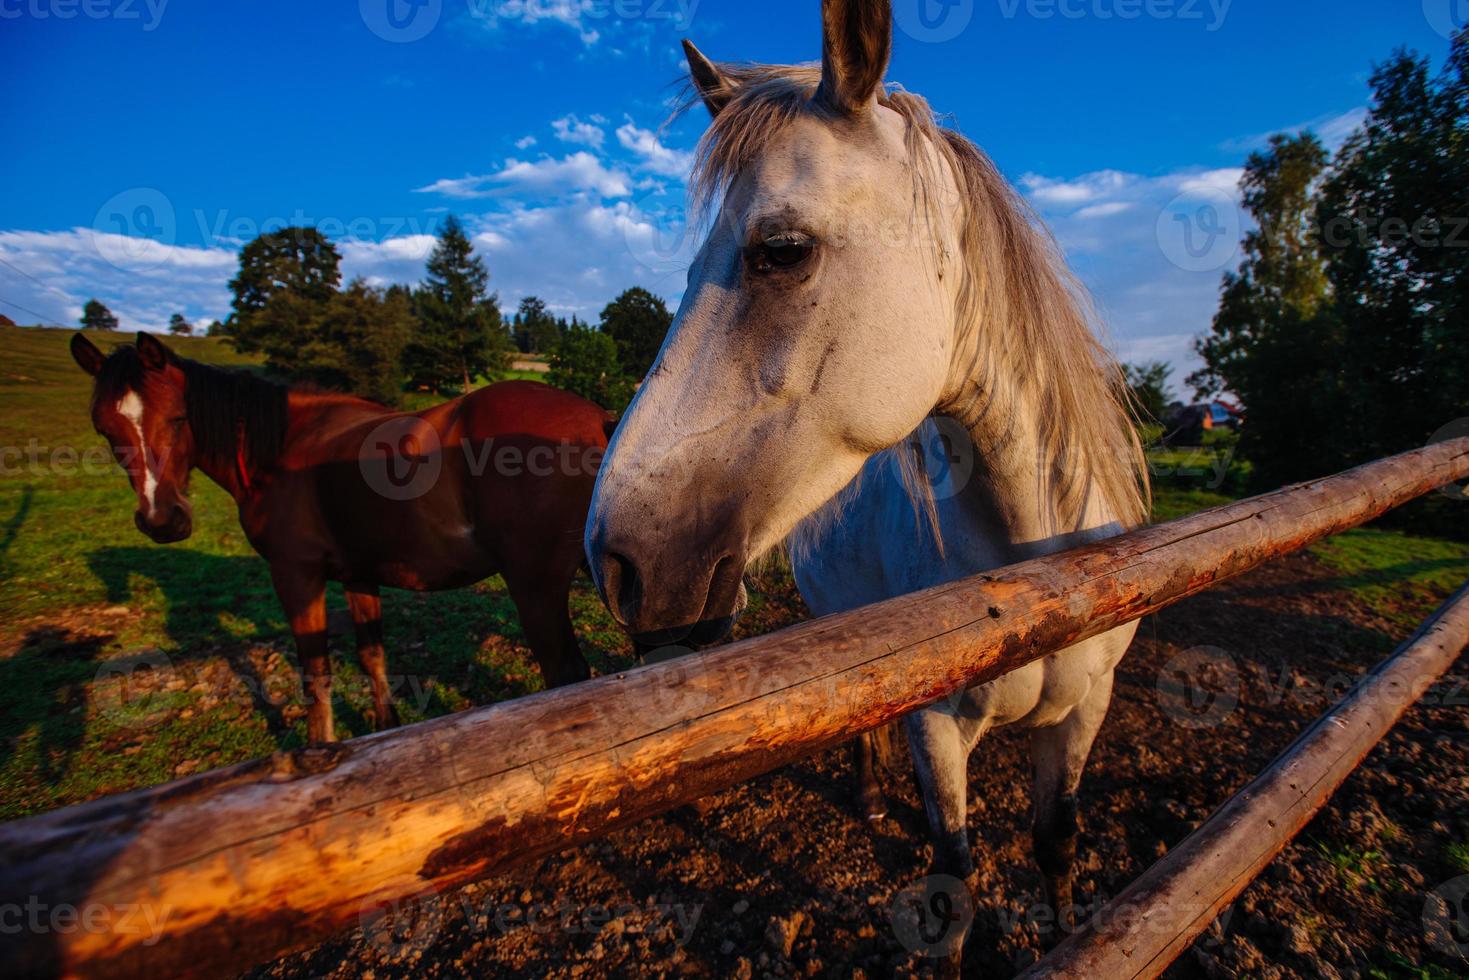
(1, 0, 1462, 388)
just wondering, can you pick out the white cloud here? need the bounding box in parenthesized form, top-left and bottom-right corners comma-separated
(552, 114, 606, 149)
(0, 228, 236, 332)
(473, 0, 602, 45)
(1220, 106, 1368, 155)
(616, 121, 695, 179)
(1076, 202, 1133, 221)
(1021, 170, 1133, 207)
(514, 135, 538, 149)
(1021, 165, 1251, 382)
(414, 152, 632, 200)
(1174, 168, 1244, 199)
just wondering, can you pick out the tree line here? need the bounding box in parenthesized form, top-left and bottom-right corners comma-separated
(78, 215, 673, 412)
(1191, 30, 1469, 493)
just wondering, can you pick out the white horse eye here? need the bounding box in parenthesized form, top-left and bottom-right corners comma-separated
(749, 234, 816, 273)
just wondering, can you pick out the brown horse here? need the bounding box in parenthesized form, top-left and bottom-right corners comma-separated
(72, 331, 611, 743)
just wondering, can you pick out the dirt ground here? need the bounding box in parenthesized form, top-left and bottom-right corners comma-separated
(256, 551, 1469, 980)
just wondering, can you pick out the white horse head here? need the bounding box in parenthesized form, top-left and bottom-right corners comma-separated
(587, 0, 1145, 645)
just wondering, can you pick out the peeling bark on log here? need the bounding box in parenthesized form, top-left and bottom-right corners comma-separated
(1019, 581, 1469, 980)
(3, 438, 1469, 979)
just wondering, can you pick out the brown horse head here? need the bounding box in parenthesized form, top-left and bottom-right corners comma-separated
(72, 332, 197, 543)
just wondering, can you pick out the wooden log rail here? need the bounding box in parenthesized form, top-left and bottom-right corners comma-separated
(1020, 580, 1469, 980)
(3, 437, 1469, 979)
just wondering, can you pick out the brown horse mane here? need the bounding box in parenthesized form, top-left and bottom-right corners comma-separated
(92, 346, 290, 473)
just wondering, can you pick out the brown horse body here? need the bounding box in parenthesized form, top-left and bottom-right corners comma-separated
(73, 332, 610, 742)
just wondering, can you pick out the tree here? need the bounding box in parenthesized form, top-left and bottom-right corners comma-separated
(549, 323, 634, 411)
(599, 287, 672, 379)
(255, 280, 411, 405)
(227, 227, 342, 353)
(513, 296, 562, 355)
(206, 320, 226, 337)
(1316, 34, 1469, 466)
(81, 299, 119, 331)
(168, 313, 192, 336)
(1189, 132, 1339, 488)
(403, 216, 511, 394)
(1122, 361, 1173, 426)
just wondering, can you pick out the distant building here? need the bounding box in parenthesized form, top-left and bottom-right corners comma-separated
(1163, 401, 1242, 445)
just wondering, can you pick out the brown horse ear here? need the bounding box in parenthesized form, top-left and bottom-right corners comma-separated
(683, 39, 733, 118)
(136, 331, 173, 371)
(816, 0, 892, 116)
(71, 332, 107, 377)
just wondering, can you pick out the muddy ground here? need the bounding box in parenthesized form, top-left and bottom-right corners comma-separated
(258, 552, 1469, 979)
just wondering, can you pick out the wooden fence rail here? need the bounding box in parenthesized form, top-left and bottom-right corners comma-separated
(1020, 581, 1469, 979)
(4, 437, 1469, 978)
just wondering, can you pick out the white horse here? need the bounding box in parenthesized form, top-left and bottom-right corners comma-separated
(586, 0, 1149, 966)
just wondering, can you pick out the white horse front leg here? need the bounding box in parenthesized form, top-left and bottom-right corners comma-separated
(1029, 669, 1115, 948)
(905, 707, 977, 976)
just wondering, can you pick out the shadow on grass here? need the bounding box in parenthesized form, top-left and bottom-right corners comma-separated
(0, 626, 112, 787)
(0, 485, 34, 573)
(81, 546, 572, 739)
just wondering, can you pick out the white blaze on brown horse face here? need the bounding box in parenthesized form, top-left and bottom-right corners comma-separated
(72, 332, 196, 543)
(586, 14, 964, 643)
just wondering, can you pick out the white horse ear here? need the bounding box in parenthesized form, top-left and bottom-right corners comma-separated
(683, 39, 733, 118)
(816, 0, 892, 115)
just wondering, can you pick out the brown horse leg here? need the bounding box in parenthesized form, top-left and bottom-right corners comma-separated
(503, 563, 591, 689)
(1030, 672, 1114, 949)
(271, 565, 334, 744)
(347, 586, 400, 731)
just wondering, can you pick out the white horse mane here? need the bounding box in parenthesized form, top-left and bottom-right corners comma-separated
(680, 62, 1150, 557)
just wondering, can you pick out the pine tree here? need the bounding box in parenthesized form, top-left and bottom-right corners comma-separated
(168, 313, 191, 336)
(404, 216, 511, 394)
